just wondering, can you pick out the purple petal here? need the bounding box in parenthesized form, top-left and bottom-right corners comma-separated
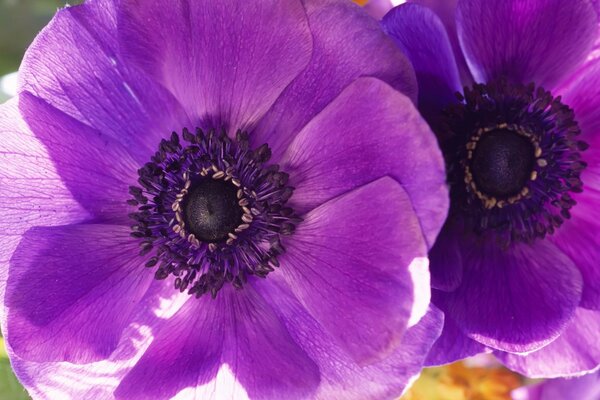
(116, 286, 319, 400)
(382, 4, 462, 124)
(546, 61, 600, 309)
(5, 224, 154, 363)
(425, 305, 486, 366)
(434, 239, 582, 353)
(18, 0, 190, 163)
(428, 222, 464, 291)
(548, 194, 600, 310)
(257, 278, 443, 400)
(408, 0, 473, 84)
(255, 0, 418, 160)
(280, 77, 448, 248)
(558, 57, 600, 141)
(8, 280, 187, 399)
(0, 98, 89, 350)
(512, 373, 600, 400)
(278, 177, 431, 364)
(456, 0, 598, 88)
(118, 0, 311, 130)
(498, 308, 600, 378)
(19, 92, 138, 225)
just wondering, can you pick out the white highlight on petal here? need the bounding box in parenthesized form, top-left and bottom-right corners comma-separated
(0, 72, 18, 98)
(391, 0, 406, 6)
(407, 256, 431, 328)
(172, 364, 249, 400)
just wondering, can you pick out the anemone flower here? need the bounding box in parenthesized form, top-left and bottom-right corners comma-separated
(382, 0, 600, 378)
(0, 0, 449, 399)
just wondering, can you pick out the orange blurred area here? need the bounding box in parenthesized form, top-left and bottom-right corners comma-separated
(353, 0, 370, 5)
(401, 360, 523, 400)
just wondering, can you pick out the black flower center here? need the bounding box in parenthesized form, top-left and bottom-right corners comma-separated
(183, 179, 243, 242)
(470, 129, 535, 198)
(128, 129, 300, 298)
(442, 79, 587, 245)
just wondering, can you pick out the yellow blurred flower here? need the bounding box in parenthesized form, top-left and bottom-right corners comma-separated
(401, 360, 523, 400)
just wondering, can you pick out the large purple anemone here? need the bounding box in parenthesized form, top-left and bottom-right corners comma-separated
(0, 0, 449, 399)
(383, 0, 600, 378)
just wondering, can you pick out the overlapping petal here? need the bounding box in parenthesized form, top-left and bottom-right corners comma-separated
(278, 177, 430, 364)
(18, 0, 190, 164)
(434, 239, 582, 353)
(118, 0, 312, 131)
(5, 224, 153, 363)
(280, 77, 448, 248)
(498, 308, 600, 378)
(115, 286, 319, 400)
(382, 3, 461, 123)
(255, 0, 417, 160)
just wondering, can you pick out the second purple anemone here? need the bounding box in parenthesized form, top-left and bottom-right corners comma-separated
(0, 0, 449, 399)
(383, 0, 600, 378)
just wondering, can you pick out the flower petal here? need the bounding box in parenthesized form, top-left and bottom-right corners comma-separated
(18, 0, 190, 163)
(558, 57, 600, 141)
(548, 190, 600, 310)
(258, 278, 444, 400)
(425, 305, 486, 366)
(118, 0, 311, 131)
(456, 0, 598, 88)
(5, 224, 154, 363)
(254, 0, 417, 159)
(428, 222, 464, 291)
(115, 286, 319, 400)
(280, 77, 448, 248)
(19, 92, 139, 225)
(497, 308, 600, 378)
(408, 0, 473, 84)
(382, 3, 462, 124)
(512, 373, 600, 400)
(434, 239, 582, 353)
(8, 280, 186, 400)
(278, 177, 430, 364)
(0, 98, 89, 352)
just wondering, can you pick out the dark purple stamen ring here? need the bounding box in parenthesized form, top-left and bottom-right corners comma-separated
(128, 128, 299, 298)
(443, 79, 588, 246)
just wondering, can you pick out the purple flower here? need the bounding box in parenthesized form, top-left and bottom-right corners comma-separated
(512, 372, 600, 400)
(0, 0, 449, 398)
(382, 0, 600, 377)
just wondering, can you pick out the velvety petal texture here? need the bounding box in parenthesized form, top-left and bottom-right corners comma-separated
(382, 3, 461, 122)
(281, 77, 448, 248)
(255, 0, 418, 160)
(116, 287, 320, 400)
(498, 308, 600, 378)
(6, 225, 153, 363)
(18, 0, 190, 163)
(434, 239, 582, 353)
(118, 0, 312, 129)
(512, 373, 600, 400)
(279, 178, 430, 364)
(456, 0, 598, 89)
(425, 307, 486, 367)
(18, 92, 139, 225)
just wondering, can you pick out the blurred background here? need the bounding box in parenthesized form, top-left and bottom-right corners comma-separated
(0, 1, 584, 399)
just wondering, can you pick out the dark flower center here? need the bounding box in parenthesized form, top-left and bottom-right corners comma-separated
(128, 129, 299, 298)
(470, 128, 535, 198)
(182, 179, 243, 242)
(442, 79, 587, 246)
